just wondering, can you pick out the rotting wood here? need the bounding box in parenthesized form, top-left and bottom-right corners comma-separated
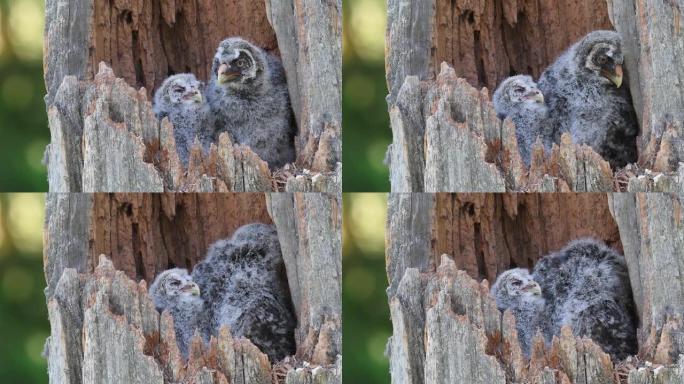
(43, 0, 341, 192)
(386, 193, 684, 383)
(386, 0, 684, 192)
(43, 193, 342, 384)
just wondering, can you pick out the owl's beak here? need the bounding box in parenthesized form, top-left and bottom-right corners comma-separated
(182, 283, 201, 296)
(524, 282, 542, 296)
(526, 91, 545, 104)
(192, 92, 203, 103)
(217, 63, 240, 84)
(602, 64, 623, 88)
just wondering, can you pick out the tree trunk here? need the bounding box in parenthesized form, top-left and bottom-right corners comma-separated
(43, 193, 341, 384)
(43, 0, 341, 193)
(386, 0, 684, 192)
(385, 193, 684, 383)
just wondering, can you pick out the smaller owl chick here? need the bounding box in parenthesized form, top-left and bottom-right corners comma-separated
(149, 268, 207, 358)
(191, 223, 296, 362)
(490, 268, 546, 358)
(153, 74, 213, 167)
(493, 75, 550, 166)
(207, 37, 296, 169)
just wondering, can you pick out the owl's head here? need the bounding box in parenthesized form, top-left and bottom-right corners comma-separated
(491, 268, 543, 311)
(149, 268, 201, 311)
(576, 30, 624, 88)
(492, 75, 545, 118)
(212, 37, 267, 91)
(158, 74, 204, 106)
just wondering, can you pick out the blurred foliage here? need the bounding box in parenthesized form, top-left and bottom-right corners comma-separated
(343, 193, 390, 383)
(0, 0, 48, 191)
(343, 0, 391, 192)
(0, 194, 48, 382)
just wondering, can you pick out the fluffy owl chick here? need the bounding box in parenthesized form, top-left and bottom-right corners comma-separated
(191, 223, 296, 362)
(532, 238, 638, 360)
(149, 268, 206, 358)
(207, 38, 296, 169)
(538, 30, 639, 169)
(491, 268, 546, 358)
(493, 75, 549, 166)
(153, 74, 213, 167)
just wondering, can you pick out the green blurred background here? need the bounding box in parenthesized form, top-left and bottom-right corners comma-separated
(343, 0, 391, 192)
(343, 193, 391, 383)
(0, 0, 48, 191)
(0, 194, 48, 382)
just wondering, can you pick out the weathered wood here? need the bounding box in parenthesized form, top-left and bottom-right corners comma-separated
(386, 193, 684, 383)
(43, 0, 341, 192)
(386, 0, 684, 192)
(609, 193, 684, 359)
(607, 0, 684, 173)
(43, 193, 342, 384)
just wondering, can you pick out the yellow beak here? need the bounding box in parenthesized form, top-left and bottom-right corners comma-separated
(603, 64, 623, 88)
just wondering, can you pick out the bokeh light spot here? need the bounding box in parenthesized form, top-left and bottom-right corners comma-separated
(344, 266, 376, 301)
(2, 75, 34, 109)
(2, 266, 33, 302)
(8, 0, 44, 61)
(8, 194, 44, 254)
(349, 194, 387, 255)
(345, 75, 376, 108)
(367, 331, 391, 365)
(349, 1, 386, 62)
(25, 331, 49, 365)
(25, 139, 49, 173)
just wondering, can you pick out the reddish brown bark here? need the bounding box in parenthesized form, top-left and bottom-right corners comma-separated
(432, 193, 622, 283)
(88, 193, 272, 284)
(433, 0, 612, 91)
(90, 0, 278, 97)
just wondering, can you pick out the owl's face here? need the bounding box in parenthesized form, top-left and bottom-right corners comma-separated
(149, 268, 201, 309)
(506, 76, 545, 106)
(584, 42, 624, 88)
(165, 75, 204, 105)
(491, 268, 542, 310)
(213, 38, 262, 88)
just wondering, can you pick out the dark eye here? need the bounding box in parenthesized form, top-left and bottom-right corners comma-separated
(173, 86, 184, 93)
(170, 280, 181, 286)
(513, 86, 525, 94)
(511, 280, 522, 287)
(596, 56, 608, 65)
(236, 58, 248, 68)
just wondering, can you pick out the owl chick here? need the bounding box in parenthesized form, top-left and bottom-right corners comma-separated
(491, 268, 546, 358)
(538, 30, 639, 169)
(493, 75, 550, 166)
(153, 74, 213, 167)
(207, 37, 296, 169)
(149, 268, 207, 358)
(532, 238, 638, 360)
(191, 223, 296, 362)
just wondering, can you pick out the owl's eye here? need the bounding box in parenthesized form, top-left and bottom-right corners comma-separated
(173, 86, 184, 93)
(236, 58, 248, 69)
(596, 56, 608, 65)
(513, 87, 525, 94)
(511, 280, 522, 287)
(170, 280, 181, 286)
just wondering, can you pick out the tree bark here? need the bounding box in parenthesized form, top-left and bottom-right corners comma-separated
(386, 0, 684, 192)
(385, 193, 684, 383)
(43, 0, 341, 193)
(43, 193, 341, 384)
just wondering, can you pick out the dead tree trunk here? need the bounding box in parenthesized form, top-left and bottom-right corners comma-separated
(43, 193, 341, 384)
(43, 0, 341, 193)
(385, 0, 684, 192)
(385, 193, 684, 383)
